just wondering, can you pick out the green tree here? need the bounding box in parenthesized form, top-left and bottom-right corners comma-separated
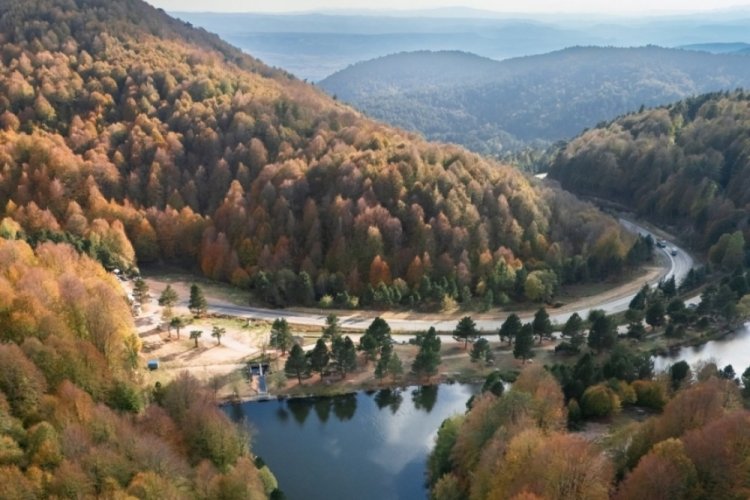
(629, 284, 650, 310)
(513, 323, 534, 363)
(285, 344, 308, 384)
(321, 313, 341, 343)
(374, 343, 393, 380)
(309, 338, 330, 376)
(562, 312, 584, 348)
(645, 298, 665, 328)
(170, 316, 187, 339)
(412, 327, 442, 378)
(158, 284, 179, 321)
(470, 338, 491, 362)
(189, 330, 202, 348)
(453, 316, 479, 350)
(332, 336, 357, 379)
(359, 317, 391, 361)
(499, 313, 521, 344)
(269, 318, 294, 356)
(532, 307, 553, 344)
(587, 310, 616, 352)
(670, 361, 691, 389)
(211, 326, 226, 346)
(132, 278, 150, 306)
(188, 284, 208, 317)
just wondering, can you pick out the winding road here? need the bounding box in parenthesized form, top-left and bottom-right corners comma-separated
(148, 219, 694, 335)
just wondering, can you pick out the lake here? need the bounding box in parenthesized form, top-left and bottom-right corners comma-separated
(653, 322, 750, 373)
(225, 383, 477, 500)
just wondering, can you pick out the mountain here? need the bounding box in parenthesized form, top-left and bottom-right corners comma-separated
(0, 0, 637, 314)
(173, 11, 750, 82)
(549, 90, 750, 264)
(679, 42, 750, 54)
(319, 47, 750, 155)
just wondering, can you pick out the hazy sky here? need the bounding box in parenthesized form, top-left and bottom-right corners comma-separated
(146, 0, 750, 14)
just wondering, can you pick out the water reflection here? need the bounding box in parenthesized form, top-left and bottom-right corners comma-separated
(226, 383, 478, 500)
(654, 323, 750, 372)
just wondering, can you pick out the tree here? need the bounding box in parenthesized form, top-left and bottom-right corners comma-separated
(269, 318, 293, 356)
(332, 336, 357, 379)
(580, 384, 620, 418)
(499, 314, 521, 344)
(453, 316, 479, 350)
(285, 344, 308, 384)
(132, 278, 150, 306)
(188, 284, 207, 317)
(532, 307, 553, 345)
(211, 326, 226, 346)
(629, 284, 649, 310)
(359, 317, 391, 361)
(189, 330, 202, 348)
(587, 310, 616, 352)
(309, 338, 330, 376)
(470, 338, 491, 363)
(321, 314, 341, 343)
(170, 317, 187, 339)
(562, 312, 585, 348)
(374, 343, 393, 380)
(645, 298, 665, 328)
(158, 284, 179, 321)
(670, 361, 691, 389)
(412, 327, 442, 378)
(513, 324, 535, 363)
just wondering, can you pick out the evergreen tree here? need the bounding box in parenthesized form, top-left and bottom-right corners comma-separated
(499, 313, 521, 344)
(453, 316, 479, 350)
(188, 284, 207, 317)
(587, 310, 616, 352)
(645, 299, 665, 328)
(189, 330, 202, 348)
(158, 284, 179, 321)
(132, 278, 150, 306)
(470, 338, 491, 362)
(321, 313, 341, 342)
(309, 338, 330, 376)
(270, 318, 294, 356)
(513, 323, 534, 363)
(333, 336, 358, 379)
(532, 307, 553, 344)
(412, 327, 442, 378)
(285, 344, 308, 384)
(629, 284, 649, 310)
(359, 317, 391, 361)
(374, 343, 393, 380)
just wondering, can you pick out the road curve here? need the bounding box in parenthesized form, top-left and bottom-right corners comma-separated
(158, 218, 694, 335)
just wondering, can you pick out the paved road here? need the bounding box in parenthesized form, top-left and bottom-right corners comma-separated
(187, 218, 695, 334)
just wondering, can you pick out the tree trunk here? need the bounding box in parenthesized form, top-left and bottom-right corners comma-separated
(296, 370, 302, 384)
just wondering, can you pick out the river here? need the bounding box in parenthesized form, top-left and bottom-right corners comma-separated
(225, 383, 478, 500)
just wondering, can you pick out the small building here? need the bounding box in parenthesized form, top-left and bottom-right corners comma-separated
(147, 359, 160, 371)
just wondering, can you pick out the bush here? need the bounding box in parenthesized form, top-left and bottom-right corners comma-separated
(580, 384, 620, 418)
(632, 380, 667, 409)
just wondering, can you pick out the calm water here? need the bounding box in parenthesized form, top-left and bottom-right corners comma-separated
(654, 322, 750, 373)
(225, 384, 478, 500)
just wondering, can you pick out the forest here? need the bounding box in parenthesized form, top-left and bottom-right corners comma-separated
(0, 238, 274, 498)
(550, 90, 750, 264)
(319, 47, 750, 155)
(0, 0, 638, 309)
(428, 364, 750, 499)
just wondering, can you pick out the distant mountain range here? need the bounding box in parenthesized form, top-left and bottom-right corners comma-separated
(173, 11, 750, 81)
(319, 47, 750, 155)
(679, 42, 750, 54)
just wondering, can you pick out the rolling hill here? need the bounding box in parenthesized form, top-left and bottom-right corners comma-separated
(319, 47, 750, 155)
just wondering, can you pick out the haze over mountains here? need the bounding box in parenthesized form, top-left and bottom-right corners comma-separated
(173, 10, 750, 81)
(320, 47, 750, 155)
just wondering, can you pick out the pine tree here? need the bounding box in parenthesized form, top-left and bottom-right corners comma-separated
(285, 344, 308, 384)
(158, 284, 179, 321)
(359, 317, 391, 361)
(513, 324, 534, 363)
(270, 318, 294, 356)
(309, 338, 330, 376)
(189, 330, 202, 348)
(321, 313, 342, 343)
(470, 338, 491, 362)
(132, 278, 150, 306)
(333, 336, 357, 379)
(188, 283, 207, 317)
(532, 307, 553, 344)
(412, 327, 442, 378)
(499, 313, 521, 344)
(453, 316, 479, 350)
(587, 310, 617, 352)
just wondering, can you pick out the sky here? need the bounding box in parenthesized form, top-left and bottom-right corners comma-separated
(146, 0, 750, 15)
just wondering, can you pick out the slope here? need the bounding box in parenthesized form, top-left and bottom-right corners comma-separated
(549, 90, 750, 266)
(320, 47, 750, 154)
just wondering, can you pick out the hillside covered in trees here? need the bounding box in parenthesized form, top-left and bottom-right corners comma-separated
(0, 237, 273, 498)
(429, 365, 750, 499)
(550, 90, 750, 265)
(0, 0, 637, 309)
(319, 47, 750, 155)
